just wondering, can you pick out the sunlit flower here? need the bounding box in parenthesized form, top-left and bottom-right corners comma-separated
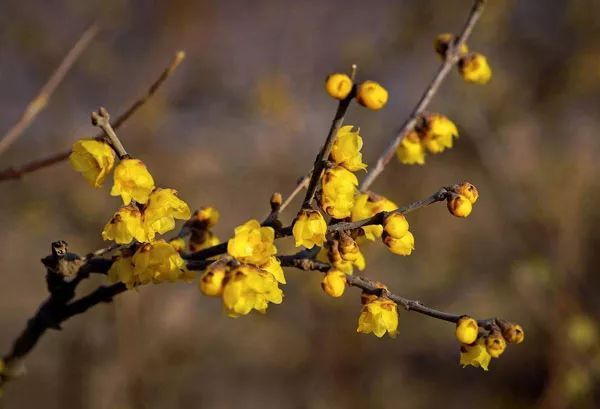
(395, 131, 426, 165)
(227, 219, 277, 265)
(102, 206, 148, 244)
(259, 256, 286, 284)
(459, 53, 492, 84)
(456, 182, 479, 204)
(292, 209, 327, 249)
(460, 338, 492, 371)
(357, 297, 399, 338)
(357, 80, 388, 110)
(383, 213, 409, 239)
(111, 158, 155, 205)
(330, 125, 367, 172)
(352, 193, 398, 241)
(143, 188, 191, 239)
(447, 194, 473, 218)
(222, 265, 283, 317)
(455, 316, 479, 345)
(69, 138, 115, 187)
(199, 260, 228, 296)
(132, 240, 191, 285)
(419, 114, 459, 154)
(320, 166, 358, 219)
(325, 73, 353, 100)
(383, 231, 415, 256)
(321, 270, 346, 298)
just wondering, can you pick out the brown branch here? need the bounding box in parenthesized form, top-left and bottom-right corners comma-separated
(0, 50, 186, 183)
(0, 24, 98, 157)
(281, 173, 310, 213)
(91, 107, 129, 158)
(359, 0, 487, 191)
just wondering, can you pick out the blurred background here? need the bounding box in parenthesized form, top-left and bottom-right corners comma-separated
(1, 0, 600, 408)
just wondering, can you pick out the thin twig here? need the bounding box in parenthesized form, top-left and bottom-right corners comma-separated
(0, 25, 98, 157)
(91, 108, 128, 158)
(280, 173, 310, 213)
(359, 0, 487, 191)
(0, 50, 186, 182)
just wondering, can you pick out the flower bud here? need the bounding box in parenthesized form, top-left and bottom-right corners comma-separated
(502, 324, 525, 344)
(325, 73, 353, 100)
(485, 333, 507, 358)
(199, 262, 228, 296)
(383, 213, 409, 239)
(434, 33, 468, 59)
(458, 53, 492, 84)
(447, 194, 472, 218)
(321, 270, 347, 298)
(357, 80, 388, 110)
(456, 182, 479, 204)
(339, 233, 360, 262)
(455, 316, 479, 345)
(270, 192, 283, 210)
(383, 231, 415, 256)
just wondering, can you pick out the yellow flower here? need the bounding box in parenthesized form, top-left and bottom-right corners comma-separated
(325, 73, 353, 100)
(383, 213, 409, 239)
(227, 219, 277, 265)
(199, 260, 228, 296)
(434, 33, 468, 59)
(419, 114, 459, 154)
(111, 158, 155, 205)
(222, 265, 283, 317)
(459, 53, 492, 84)
(320, 166, 358, 219)
(132, 240, 190, 285)
(456, 316, 479, 345)
(352, 193, 398, 241)
(357, 80, 388, 110)
(395, 131, 426, 165)
(321, 270, 346, 298)
(102, 206, 148, 244)
(456, 182, 479, 204)
(447, 194, 473, 218)
(259, 256, 286, 284)
(383, 231, 415, 256)
(143, 188, 191, 239)
(485, 333, 507, 358)
(328, 236, 365, 274)
(357, 297, 399, 338)
(169, 237, 186, 252)
(330, 125, 367, 172)
(460, 338, 492, 371)
(69, 138, 115, 187)
(502, 324, 525, 344)
(107, 255, 136, 288)
(292, 209, 327, 249)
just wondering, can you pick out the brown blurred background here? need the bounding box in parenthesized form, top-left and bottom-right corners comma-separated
(1, 0, 600, 408)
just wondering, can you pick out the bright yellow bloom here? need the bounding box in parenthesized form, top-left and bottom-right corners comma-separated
(320, 166, 358, 219)
(459, 53, 492, 84)
(132, 240, 191, 286)
(357, 80, 388, 110)
(420, 114, 459, 154)
(111, 158, 155, 205)
(357, 297, 399, 338)
(456, 182, 479, 204)
(460, 338, 492, 371)
(143, 188, 191, 239)
(485, 333, 507, 358)
(227, 219, 277, 265)
(321, 270, 346, 297)
(259, 256, 286, 284)
(395, 131, 426, 165)
(352, 193, 398, 241)
(199, 261, 228, 296)
(222, 265, 283, 317)
(69, 138, 115, 187)
(434, 33, 468, 59)
(502, 324, 525, 344)
(102, 206, 148, 244)
(383, 231, 414, 256)
(107, 255, 136, 288)
(447, 194, 473, 218)
(292, 209, 327, 249)
(383, 213, 409, 239)
(456, 316, 479, 345)
(330, 125, 367, 172)
(325, 73, 353, 100)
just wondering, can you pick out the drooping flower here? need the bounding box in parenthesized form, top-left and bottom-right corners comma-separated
(102, 206, 148, 244)
(199, 260, 228, 296)
(357, 297, 399, 338)
(110, 158, 155, 205)
(419, 114, 459, 154)
(460, 337, 492, 370)
(351, 193, 398, 241)
(328, 236, 365, 274)
(382, 231, 415, 256)
(330, 125, 367, 172)
(143, 188, 191, 239)
(259, 256, 286, 284)
(356, 80, 388, 110)
(325, 73, 353, 100)
(321, 270, 346, 298)
(107, 255, 135, 288)
(383, 213, 409, 239)
(395, 131, 426, 165)
(292, 209, 327, 249)
(458, 53, 492, 84)
(69, 138, 115, 187)
(222, 265, 283, 317)
(455, 316, 479, 345)
(319, 166, 358, 219)
(227, 219, 277, 265)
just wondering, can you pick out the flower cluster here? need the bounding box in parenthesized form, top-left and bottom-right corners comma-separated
(456, 316, 524, 371)
(395, 114, 459, 165)
(447, 182, 479, 218)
